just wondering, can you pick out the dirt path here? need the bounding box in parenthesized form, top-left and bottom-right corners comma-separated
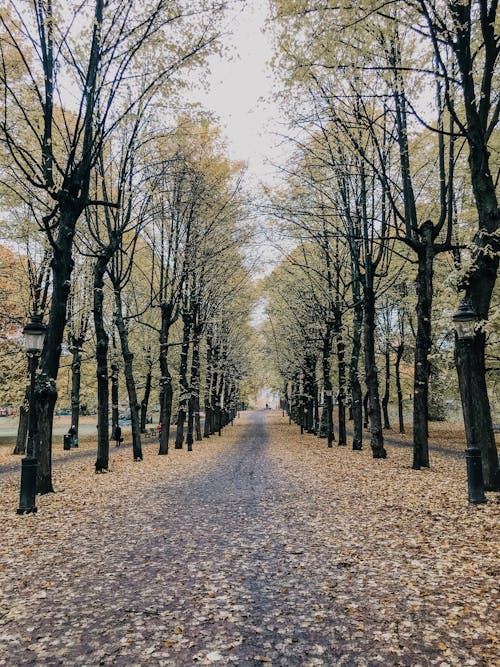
(0, 412, 498, 666)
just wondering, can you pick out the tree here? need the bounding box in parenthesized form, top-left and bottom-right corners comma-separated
(0, 0, 226, 492)
(409, 0, 500, 489)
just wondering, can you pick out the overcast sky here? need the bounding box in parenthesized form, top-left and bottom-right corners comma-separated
(187, 1, 285, 187)
(185, 1, 289, 281)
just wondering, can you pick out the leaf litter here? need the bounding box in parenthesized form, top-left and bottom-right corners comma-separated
(0, 412, 498, 666)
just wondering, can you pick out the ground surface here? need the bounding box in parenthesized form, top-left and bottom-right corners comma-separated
(0, 411, 498, 666)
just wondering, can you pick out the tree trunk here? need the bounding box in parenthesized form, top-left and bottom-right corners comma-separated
(321, 328, 335, 447)
(211, 349, 221, 435)
(313, 380, 319, 434)
(94, 261, 110, 472)
(289, 379, 297, 424)
(70, 343, 82, 442)
(304, 354, 316, 433)
(36, 381, 57, 491)
(110, 360, 119, 437)
(382, 343, 391, 430)
(335, 308, 347, 446)
(412, 229, 434, 469)
(114, 291, 142, 461)
(158, 373, 173, 455)
(212, 352, 223, 435)
(190, 325, 202, 442)
(175, 309, 192, 449)
(350, 285, 363, 450)
(140, 352, 152, 433)
(203, 335, 214, 438)
(13, 392, 29, 455)
(35, 206, 80, 493)
(363, 284, 386, 458)
(186, 393, 194, 451)
(158, 307, 173, 456)
(395, 341, 405, 434)
(363, 391, 369, 430)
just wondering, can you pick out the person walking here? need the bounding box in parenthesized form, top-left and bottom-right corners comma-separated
(68, 424, 78, 448)
(113, 424, 123, 447)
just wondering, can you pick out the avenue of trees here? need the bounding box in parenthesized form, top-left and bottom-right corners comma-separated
(0, 0, 253, 493)
(0, 0, 498, 501)
(263, 0, 499, 488)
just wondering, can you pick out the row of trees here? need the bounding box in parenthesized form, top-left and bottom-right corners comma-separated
(263, 0, 499, 488)
(0, 1, 253, 493)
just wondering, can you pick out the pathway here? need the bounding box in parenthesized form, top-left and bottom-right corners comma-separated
(0, 411, 497, 666)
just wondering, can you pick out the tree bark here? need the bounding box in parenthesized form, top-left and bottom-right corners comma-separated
(395, 341, 405, 434)
(13, 392, 29, 455)
(363, 391, 369, 430)
(203, 335, 214, 437)
(321, 328, 335, 447)
(382, 342, 391, 430)
(158, 306, 174, 456)
(110, 360, 119, 437)
(175, 308, 192, 449)
(304, 354, 316, 433)
(363, 283, 386, 458)
(93, 260, 110, 473)
(350, 282, 363, 450)
(140, 351, 152, 433)
(70, 342, 83, 442)
(335, 307, 347, 446)
(190, 324, 203, 443)
(114, 291, 142, 461)
(36, 206, 80, 492)
(412, 225, 434, 469)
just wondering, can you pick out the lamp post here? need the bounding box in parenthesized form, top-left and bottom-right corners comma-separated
(17, 313, 47, 515)
(452, 298, 487, 505)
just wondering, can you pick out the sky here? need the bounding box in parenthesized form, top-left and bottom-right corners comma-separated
(186, 1, 291, 281)
(187, 1, 285, 187)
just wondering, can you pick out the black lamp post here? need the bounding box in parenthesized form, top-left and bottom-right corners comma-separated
(452, 298, 487, 505)
(17, 313, 47, 515)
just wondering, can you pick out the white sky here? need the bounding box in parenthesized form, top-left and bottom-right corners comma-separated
(187, 1, 285, 187)
(186, 1, 289, 281)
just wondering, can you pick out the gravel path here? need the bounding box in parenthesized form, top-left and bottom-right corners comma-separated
(0, 417, 463, 479)
(0, 411, 497, 666)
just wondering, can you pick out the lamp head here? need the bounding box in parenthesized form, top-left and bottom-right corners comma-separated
(452, 298, 477, 340)
(22, 313, 47, 353)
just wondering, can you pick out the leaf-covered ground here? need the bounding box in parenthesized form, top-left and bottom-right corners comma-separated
(0, 411, 498, 666)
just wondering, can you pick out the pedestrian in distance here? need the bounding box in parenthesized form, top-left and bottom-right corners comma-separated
(113, 424, 123, 447)
(68, 424, 78, 448)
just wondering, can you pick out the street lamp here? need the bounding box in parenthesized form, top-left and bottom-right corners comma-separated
(452, 298, 477, 340)
(452, 298, 487, 505)
(17, 313, 47, 515)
